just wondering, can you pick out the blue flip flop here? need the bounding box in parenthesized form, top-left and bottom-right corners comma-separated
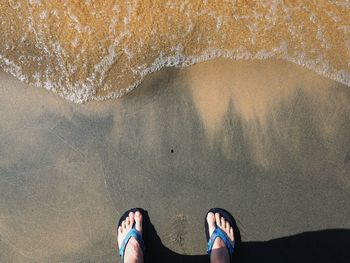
(205, 208, 238, 259)
(117, 208, 146, 261)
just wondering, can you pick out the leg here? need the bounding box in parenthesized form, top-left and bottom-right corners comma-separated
(207, 212, 235, 263)
(117, 211, 144, 263)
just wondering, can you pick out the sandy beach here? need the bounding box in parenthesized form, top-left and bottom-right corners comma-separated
(0, 59, 349, 262)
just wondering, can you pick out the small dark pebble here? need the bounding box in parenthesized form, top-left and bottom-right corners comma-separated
(171, 149, 174, 153)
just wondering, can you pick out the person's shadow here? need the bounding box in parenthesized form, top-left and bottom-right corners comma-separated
(140, 210, 349, 263)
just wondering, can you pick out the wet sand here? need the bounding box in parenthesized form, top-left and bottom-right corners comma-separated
(0, 59, 349, 262)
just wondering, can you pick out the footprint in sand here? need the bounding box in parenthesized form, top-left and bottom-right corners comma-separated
(165, 214, 187, 254)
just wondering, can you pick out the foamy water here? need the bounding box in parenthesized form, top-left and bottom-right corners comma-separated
(1, 0, 350, 103)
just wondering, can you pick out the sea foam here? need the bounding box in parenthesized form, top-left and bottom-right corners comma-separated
(0, 0, 350, 103)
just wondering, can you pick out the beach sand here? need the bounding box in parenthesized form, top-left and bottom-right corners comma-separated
(0, 59, 349, 262)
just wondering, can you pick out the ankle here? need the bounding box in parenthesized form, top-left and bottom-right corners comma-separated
(210, 247, 229, 263)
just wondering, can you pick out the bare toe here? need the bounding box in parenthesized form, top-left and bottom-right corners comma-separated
(225, 221, 230, 232)
(129, 212, 135, 225)
(135, 211, 143, 233)
(220, 216, 226, 228)
(206, 212, 216, 236)
(215, 213, 221, 227)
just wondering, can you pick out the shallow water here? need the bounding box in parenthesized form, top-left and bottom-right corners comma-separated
(1, 0, 350, 103)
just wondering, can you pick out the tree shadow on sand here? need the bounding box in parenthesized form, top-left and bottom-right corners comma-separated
(140, 210, 349, 263)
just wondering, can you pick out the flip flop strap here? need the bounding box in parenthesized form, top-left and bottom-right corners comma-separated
(207, 227, 235, 256)
(119, 227, 145, 258)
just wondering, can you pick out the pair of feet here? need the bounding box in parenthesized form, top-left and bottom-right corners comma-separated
(117, 211, 235, 263)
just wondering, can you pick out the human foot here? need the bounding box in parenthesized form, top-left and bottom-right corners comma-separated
(118, 210, 144, 263)
(206, 211, 235, 263)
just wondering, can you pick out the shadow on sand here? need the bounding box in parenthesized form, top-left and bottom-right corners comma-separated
(139, 210, 349, 263)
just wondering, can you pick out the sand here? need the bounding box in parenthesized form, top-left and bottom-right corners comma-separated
(0, 59, 349, 262)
